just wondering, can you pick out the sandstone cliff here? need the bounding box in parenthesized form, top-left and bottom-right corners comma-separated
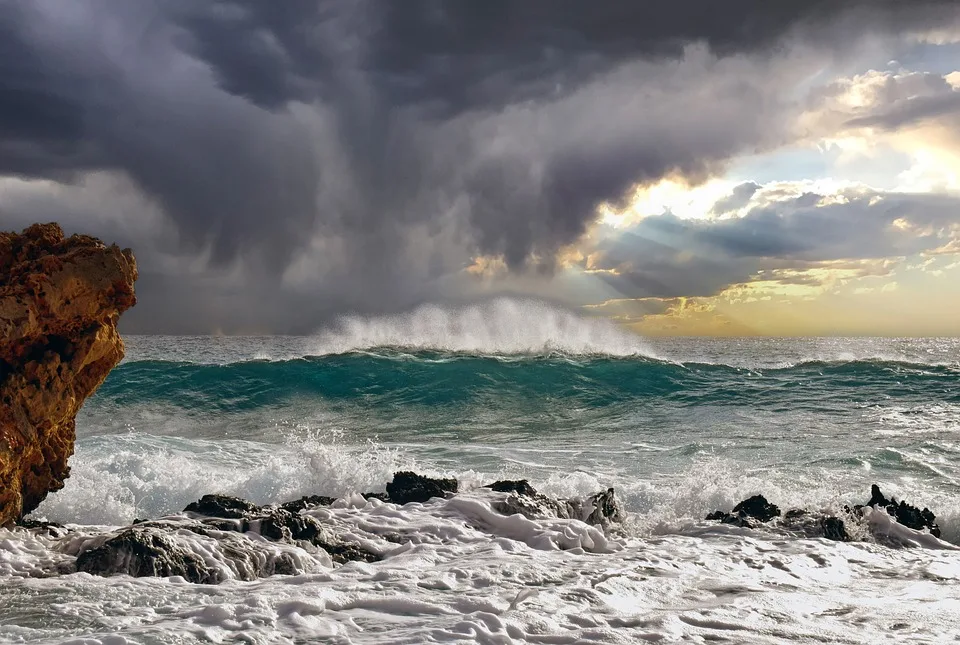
(0, 223, 137, 525)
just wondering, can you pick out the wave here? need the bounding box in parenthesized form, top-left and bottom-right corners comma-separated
(92, 350, 960, 414)
(305, 298, 658, 357)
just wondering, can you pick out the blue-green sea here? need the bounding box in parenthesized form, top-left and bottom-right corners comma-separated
(5, 301, 960, 644)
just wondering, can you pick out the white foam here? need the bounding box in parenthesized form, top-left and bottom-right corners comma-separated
(306, 298, 657, 356)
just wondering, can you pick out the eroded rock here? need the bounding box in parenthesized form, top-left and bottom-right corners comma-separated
(0, 223, 137, 525)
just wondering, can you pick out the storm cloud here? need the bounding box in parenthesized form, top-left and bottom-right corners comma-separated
(1, 0, 959, 332)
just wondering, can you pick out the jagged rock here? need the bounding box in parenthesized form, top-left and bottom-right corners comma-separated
(706, 494, 780, 526)
(486, 479, 538, 497)
(821, 516, 850, 542)
(865, 484, 940, 538)
(75, 524, 301, 583)
(76, 527, 219, 583)
(183, 494, 380, 566)
(386, 471, 458, 505)
(183, 494, 260, 519)
(734, 495, 781, 522)
(492, 487, 624, 531)
(0, 223, 137, 525)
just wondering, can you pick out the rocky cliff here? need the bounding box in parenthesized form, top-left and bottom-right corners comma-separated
(0, 223, 137, 525)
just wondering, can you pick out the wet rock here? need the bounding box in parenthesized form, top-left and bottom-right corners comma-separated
(183, 494, 260, 519)
(486, 480, 538, 497)
(16, 517, 71, 539)
(75, 524, 301, 583)
(0, 223, 137, 525)
(180, 494, 381, 566)
(733, 495, 781, 522)
(865, 484, 940, 538)
(76, 527, 217, 582)
(492, 487, 624, 531)
(706, 495, 780, 526)
(821, 516, 850, 542)
(279, 495, 337, 514)
(386, 471, 458, 505)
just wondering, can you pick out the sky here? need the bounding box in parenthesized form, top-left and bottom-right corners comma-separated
(2, 0, 960, 336)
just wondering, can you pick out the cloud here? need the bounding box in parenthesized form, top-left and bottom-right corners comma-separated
(579, 184, 960, 302)
(1, 0, 959, 332)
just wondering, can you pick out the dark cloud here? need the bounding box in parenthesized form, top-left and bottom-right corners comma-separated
(1, 0, 959, 332)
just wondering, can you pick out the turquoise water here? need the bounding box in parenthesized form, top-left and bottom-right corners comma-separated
(46, 332, 960, 539)
(7, 306, 960, 644)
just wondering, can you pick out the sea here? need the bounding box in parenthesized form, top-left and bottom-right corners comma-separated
(2, 299, 959, 644)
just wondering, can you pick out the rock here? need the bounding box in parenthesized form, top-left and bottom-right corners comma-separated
(583, 488, 624, 527)
(0, 223, 137, 525)
(183, 493, 381, 566)
(386, 471, 458, 505)
(820, 516, 850, 542)
(183, 494, 261, 519)
(733, 495, 781, 522)
(75, 523, 302, 583)
(76, 527, 218, 583)
(492, 487, 624, 531)
(706, 494, 780, 526)
(486, 479, 538, 497)
(279, 495, 337, 514)
(865, 484, 940, 538)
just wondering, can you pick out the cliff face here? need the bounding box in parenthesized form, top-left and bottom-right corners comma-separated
(0, 223, 137, 525)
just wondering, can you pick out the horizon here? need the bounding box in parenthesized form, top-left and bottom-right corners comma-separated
(4, 2, 960, 336)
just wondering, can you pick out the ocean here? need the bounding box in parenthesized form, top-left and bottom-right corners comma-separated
(2, 300, 959, 644)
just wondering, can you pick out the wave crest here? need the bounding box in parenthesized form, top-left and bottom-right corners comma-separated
(306, 298, 656, 357)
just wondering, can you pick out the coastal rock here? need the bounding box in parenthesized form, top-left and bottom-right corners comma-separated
(386, 471, 458, 504)
(864, 484, 940, 538)
(706, 485, 943, 542)
(0, 223, 137, 525)
(490, 481, 624, 531)
(75, 523, 303, 583)
(183, 496, 380, 564)
(75, 493, 382, 583)
(706, 494, 781, 527)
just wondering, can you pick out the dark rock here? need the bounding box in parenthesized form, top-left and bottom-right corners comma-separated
(76, 527, 217, 583)
(386, 471, 458, 505)
(583, 488, 624, 527)
(821, 516, 850, 542)
(865, 484, 940, 538)
(733, 495, 781, 522)
(362, 492, 391, 503)
(183, 494, 260, 519)
(487, 480, 538, 497)
(16, 517, 70, 538)
(279, 495, 337, 514)
(492, 487, 624, 532)
(706, 494, 780, 526)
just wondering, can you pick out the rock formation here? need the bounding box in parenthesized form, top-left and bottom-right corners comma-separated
(0, 223, 137, 525)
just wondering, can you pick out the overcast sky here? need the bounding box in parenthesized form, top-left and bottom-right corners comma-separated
(3, 0, 960, 335)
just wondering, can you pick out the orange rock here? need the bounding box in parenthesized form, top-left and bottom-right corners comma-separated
(0, 223, 137, 525)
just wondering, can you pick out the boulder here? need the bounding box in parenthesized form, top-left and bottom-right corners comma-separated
(386, 471, 458, 505)
(0, 223, 137, 525)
